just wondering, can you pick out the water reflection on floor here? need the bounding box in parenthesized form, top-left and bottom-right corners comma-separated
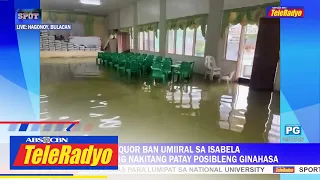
(40, 58, 280, 180)
(40, 58, 280, 143)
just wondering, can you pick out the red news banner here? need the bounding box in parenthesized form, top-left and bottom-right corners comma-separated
(10, 136, 118, 170)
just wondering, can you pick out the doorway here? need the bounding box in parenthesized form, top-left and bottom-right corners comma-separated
(225, 24, 259, 80)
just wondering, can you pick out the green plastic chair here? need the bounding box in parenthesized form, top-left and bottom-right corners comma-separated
(126, 61, 141, 79)
(119, 60, 130, 75)
(101, 53, 109, 66)
(151, 62, 166, 84)
(173, 62, 191, 81)
(111, 57, 120, 68)
(164, 57, 173, 64)
(141, 57, 153, 75)
(155, 56, 163, 63)
(162, 59, 172, 79)
(115, 58, 126, 71)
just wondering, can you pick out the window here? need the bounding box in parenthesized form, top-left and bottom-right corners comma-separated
(139, 32, 144, 50)
(166, 26, 206, 57)
(225, 24, 241, 61)
(175, 29, 183, 55)
(195, 26, 205, 57)
(184, 28, 194, 56)
(129, 28, 134, 49)
(167, 30, 175, 54)
(155, 29, 159, 52)
(144, 32, 149, 50)
(149, 31, 155, 51)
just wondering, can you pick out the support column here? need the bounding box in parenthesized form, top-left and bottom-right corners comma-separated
(205, 0, 224, 66)
(159, 0, 166, 56)
(133, 3, 139, 52)
(250, 18, 280, 90)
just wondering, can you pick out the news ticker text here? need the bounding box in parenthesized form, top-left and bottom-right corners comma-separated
(75, 165, 320, 174)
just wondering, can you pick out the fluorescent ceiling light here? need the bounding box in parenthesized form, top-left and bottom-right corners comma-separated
(80, 0, 101, 5)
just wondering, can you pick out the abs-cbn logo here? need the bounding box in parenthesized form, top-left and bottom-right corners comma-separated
(26, 137, 68, 143)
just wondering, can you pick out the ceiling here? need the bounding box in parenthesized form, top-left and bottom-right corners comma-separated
(40, 0, 138, 16)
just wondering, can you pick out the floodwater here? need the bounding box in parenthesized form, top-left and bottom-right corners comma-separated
(40, 58, 280, 180)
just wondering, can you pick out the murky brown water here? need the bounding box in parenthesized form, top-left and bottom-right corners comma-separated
(40, 57, 280, 180)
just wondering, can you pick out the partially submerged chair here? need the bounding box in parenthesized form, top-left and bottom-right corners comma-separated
(219, 71, 235, 84)
(151, 62, 166, 84)
(173, 62, 192, 81)
(126, 61, 141, 79)
(204, 56, 221, 80)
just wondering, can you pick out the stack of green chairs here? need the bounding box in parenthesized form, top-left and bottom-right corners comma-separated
(141, 56, 153, 75)
(115, 57, 126, 71)
(162, 59, 172, 79)
(173, 62, 192, 81)
(126, 61, 141, 79)
(151, 62, 166, 84)
(108, 56, 116, 68)
(119, 59, 131, 75)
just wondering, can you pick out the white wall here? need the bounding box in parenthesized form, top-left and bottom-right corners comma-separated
(120, 5, 134, 28)
(224, 0, 278, 9)
(166, 0, 209, 19)
(108, 11, 120, 29)
(137, 0, 160, 25)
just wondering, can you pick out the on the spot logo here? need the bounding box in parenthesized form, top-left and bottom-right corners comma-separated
(10, 136, 118, 170)
(266, 6, 304, 18)
(273, 166, 295, 173)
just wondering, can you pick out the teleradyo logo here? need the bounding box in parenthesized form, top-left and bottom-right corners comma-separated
(26, 137, 68, 143)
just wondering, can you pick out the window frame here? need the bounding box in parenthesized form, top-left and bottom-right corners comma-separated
(166, 26, 206, 57)
(149, 30, 155, 52)
(139, 31, 144, 51)
(137, 30, 159, 52)
(224, 24, 245, 61)
(129, 27, 134, 50)
(175, 28, 184, 55)
(144, 31, 149, 51)
(155, 29, 160, 52)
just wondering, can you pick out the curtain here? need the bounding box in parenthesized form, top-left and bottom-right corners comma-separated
(117, 33, 123, 53)
(117, 32, 130, 53)
(167, 14, 207, 38)
(122, 33, 130, 52)
(137, 22, 159, 37)
(220, 2, 280, 37)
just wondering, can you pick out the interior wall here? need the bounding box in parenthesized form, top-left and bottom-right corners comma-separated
(137, 0, 160, 25)
(108, 11, 120, 29)
(109, 0, 279, 75)
(166, 0, 209, 19)
(223, 0, 278, 9)
(120, 5, 134, 28)
(93, 16, 107, 45)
